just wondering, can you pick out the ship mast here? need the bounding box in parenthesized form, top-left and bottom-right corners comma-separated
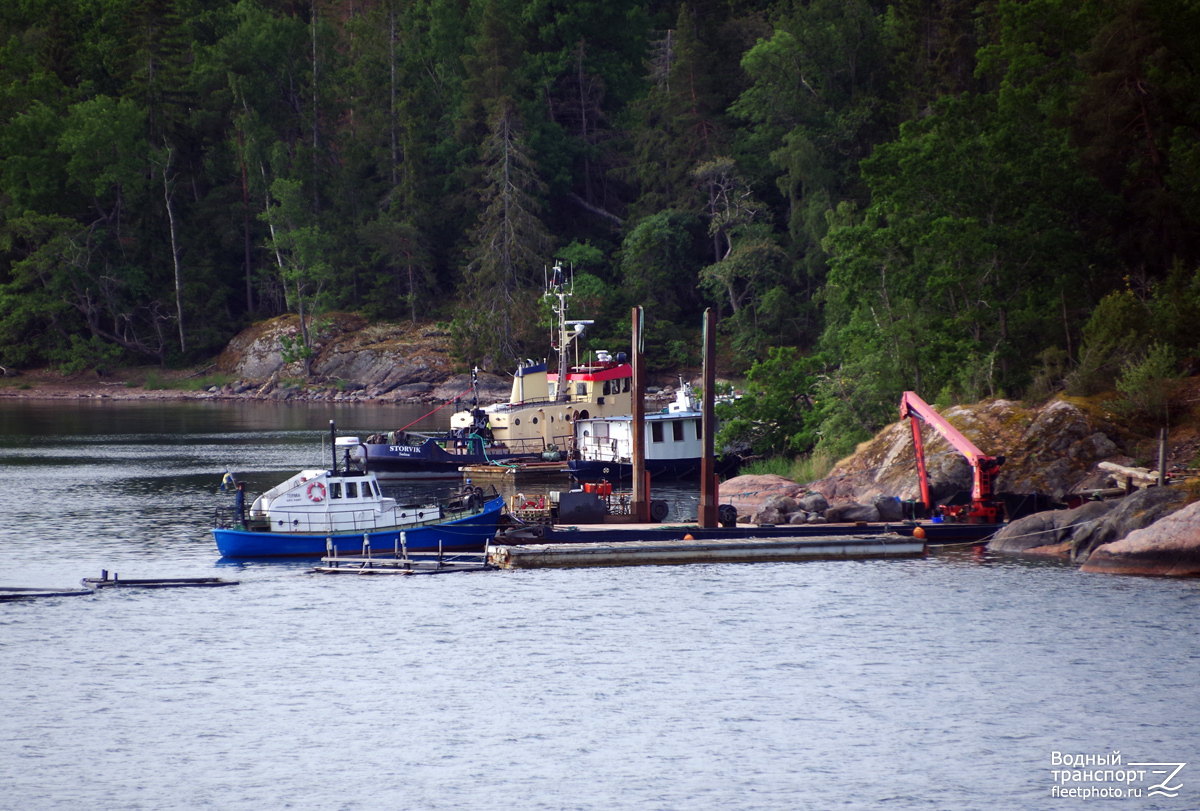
(548, 263, 592, 402)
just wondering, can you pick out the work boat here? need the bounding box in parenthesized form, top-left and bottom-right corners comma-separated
(213, 435, 504, 557)
(568, 382, 732, 482)
(362, 264, 634, 480)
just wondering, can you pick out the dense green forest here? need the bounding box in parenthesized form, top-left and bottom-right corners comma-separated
(3, 0, 1200, 457)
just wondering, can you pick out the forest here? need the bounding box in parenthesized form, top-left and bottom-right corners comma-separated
(2, 0, 1200, 459)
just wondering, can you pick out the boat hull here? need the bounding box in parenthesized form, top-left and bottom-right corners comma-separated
(213, 496, 505, 558)
(363, 440, 542, 480)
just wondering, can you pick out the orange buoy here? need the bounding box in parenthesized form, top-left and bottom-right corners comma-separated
(913, 526, 926, 540)
(683, 534, 694, 540)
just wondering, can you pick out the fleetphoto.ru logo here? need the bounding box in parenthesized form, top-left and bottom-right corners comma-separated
(1050, 751, 1186, 799)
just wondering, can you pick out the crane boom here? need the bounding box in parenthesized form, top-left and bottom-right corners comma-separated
(899, 391, 1005, 523)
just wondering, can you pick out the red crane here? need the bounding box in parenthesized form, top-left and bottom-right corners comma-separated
(900, 391, 1005, 523)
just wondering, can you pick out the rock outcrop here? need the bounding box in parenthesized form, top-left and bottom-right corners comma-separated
(1068, 487, 1190, 563)
(806, 397, 1126, 506)
(215, 315, 459, 398)
(1081, 499, 1200, 576)
(988, 500, 1115, 557)
(987, 487, 1192, 563)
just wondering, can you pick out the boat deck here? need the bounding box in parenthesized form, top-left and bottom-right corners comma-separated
(499, 520, 999, 546)
(311, 552, 493, 575)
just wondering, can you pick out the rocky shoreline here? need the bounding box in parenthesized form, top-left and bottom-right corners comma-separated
(5, 313, 1198, 578)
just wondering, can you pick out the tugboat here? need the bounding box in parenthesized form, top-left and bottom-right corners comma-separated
(362, 264, 634, 479)
(213, 426, 504, 557)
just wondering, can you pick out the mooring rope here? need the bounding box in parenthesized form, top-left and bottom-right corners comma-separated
(398, 387, 475, 431)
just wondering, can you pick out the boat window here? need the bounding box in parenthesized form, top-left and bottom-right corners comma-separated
(595, 423, 609, 438)
(603, 380, 611, 395)
(673, 421, 685, 442)
(623, 377, 630, 393)
(532, 417, 538, 425)
(694, 419, 702, 439)
(346, 482, 358, 498)
(652, 422, 664, 443)
(578, 410, 589, 420)
(575, 383, 587, 396)
(514, 418, 521, 425)
(362, 481, 373, 497)
(329, 482, 342, 499)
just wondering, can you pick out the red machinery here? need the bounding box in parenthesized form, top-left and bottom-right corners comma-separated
(900, 391, 1005, 523)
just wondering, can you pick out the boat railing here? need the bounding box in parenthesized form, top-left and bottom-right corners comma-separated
(473, 435, 546, 454)
(214, 485, 500, 532)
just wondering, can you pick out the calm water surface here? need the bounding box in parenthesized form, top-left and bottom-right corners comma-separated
(1, 400, 1198, 810)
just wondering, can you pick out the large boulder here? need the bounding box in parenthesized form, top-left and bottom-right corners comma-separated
(1069, 487, 1190, 563)
(752, 495, 801, 524)
(825, 501, 881, 523)
(988, 500, 1115, 556)
(720, 474, 805, 519)
(871, 494, 904, 522)
(797, 491, 829, 513)
(1081, 499, 1200, 576)
(762, 494, 799, 514)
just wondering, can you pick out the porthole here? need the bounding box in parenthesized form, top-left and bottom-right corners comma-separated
(514, 418, 521, 425)
(532, 417, 539, 425)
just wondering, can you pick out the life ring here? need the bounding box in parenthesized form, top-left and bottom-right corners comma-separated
(306, 481, 327, 502)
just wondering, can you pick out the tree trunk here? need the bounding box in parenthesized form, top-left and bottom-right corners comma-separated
(237, 127, 254, 314)
(390, 5, 398, 188)
(310, 0, 320, 213)
(161, 146, 185, 353)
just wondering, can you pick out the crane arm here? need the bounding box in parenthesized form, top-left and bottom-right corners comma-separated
(899, 391, 1004, 516)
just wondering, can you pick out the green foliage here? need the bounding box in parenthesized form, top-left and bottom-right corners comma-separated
(738, 453, 835, 485)
(0, 0, 1197, 447)
(1112, 342, 1179, 425)
(52, 335, 122, 375)
(715, 346, 821, 458)
(142, 371, 233, 391)
(1068, 265, 1200, 396)
(619, 209, 705, 323)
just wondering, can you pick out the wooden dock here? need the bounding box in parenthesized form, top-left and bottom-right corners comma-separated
(488, 532, 924, 569)
(312, 552, 493, 575)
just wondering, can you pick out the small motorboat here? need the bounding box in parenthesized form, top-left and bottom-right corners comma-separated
(213, 433, 504, 558)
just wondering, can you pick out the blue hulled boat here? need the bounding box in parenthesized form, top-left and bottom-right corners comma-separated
(213, 436, 505, 558)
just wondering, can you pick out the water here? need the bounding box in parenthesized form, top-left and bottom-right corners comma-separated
(1, 400, 1198, 810)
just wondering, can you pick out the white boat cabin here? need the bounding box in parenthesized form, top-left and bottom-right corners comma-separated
(249, 439, 442, 533)
(574, 386, 703, 465)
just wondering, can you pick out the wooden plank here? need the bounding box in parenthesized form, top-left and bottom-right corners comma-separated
(1098, 461, 1159, 483)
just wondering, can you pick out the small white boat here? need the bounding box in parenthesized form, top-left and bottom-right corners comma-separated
(213, 437, 504, 557)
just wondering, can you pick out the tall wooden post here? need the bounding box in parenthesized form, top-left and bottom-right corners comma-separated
(631, 306, 648, 522)
(699, 308, 718, 527)
(1158, 427, 1168, 487)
